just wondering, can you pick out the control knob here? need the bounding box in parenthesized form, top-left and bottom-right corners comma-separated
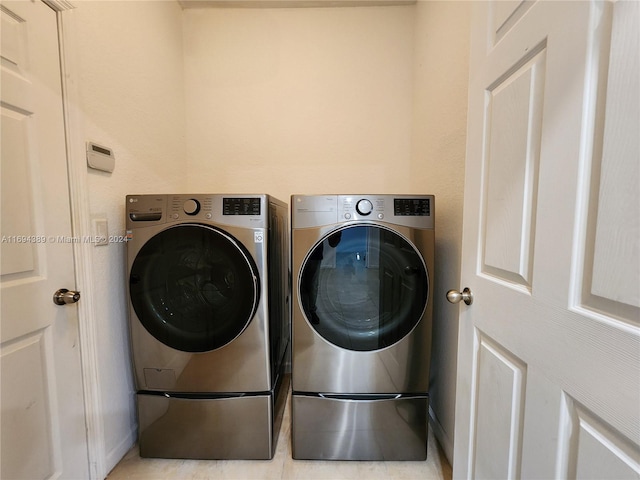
(356, 199, 373, 216)
(183, 199, 200, 215)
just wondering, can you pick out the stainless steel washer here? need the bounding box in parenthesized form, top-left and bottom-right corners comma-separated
(291, 194, 434, 460)
(126, 194, 289, 459)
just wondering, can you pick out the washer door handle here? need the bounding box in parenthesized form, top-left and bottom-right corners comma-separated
(446, 287, 473, 305)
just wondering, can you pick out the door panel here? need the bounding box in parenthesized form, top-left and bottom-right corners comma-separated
(561, 397, 640, 479)
(455, 2, 640, 479)
(482, 46, 544, 289)
(471, 334, 526, 479)
(492, 0, 535, 42)
(0, 1, 89, 478)
(581, 0, 639, 321)
(1, 332, 55, 479)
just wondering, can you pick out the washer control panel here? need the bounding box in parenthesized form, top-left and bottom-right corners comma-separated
(170, 196, 212, 220)
(183, 198, 201, 215)
(223, 197, 261, 216)
(126, 194, 268, 229)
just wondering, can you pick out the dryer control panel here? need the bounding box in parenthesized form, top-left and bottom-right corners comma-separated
(292, 195, 434, 229)
(339, 196, 386, 221)
(393, 198, 431, 217)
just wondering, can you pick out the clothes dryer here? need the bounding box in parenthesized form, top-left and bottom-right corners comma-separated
(291, 194, 434, 460)
(126, 194, 289, 459)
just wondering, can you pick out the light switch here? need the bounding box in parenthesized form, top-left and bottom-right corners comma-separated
(93, 218, 108, 246)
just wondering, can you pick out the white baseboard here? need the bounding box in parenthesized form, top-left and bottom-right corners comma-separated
(103, 426, 137, 478)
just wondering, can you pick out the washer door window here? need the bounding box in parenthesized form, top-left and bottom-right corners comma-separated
(299, 225, 428, 351)
(130, 224, 260, 353)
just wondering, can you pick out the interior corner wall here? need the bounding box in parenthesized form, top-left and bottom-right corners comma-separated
(70, 1, 187, 473)
(183, 5, 416, 201)
(411, 0, 471, 464)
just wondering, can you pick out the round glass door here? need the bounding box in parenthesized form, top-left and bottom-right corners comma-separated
(299, 225, 428, 351)
(129, 224, 260, 353)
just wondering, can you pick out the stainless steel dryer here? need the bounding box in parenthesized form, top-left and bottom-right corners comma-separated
(126, 194, 289, 460)
(291, 194, 434, 460)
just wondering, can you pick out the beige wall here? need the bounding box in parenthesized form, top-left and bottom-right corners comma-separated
(184, 6, 416, 201)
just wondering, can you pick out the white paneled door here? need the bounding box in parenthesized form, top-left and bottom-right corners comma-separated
(453, 1, 639, 479)
(1, 1, 89, 478)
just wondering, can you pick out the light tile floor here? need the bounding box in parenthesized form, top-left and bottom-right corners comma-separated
(107, 391, 452, 480)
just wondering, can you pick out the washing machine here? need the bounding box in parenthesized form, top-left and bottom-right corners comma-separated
(125, 194, 289, 459)
(291, 194, 434, 461)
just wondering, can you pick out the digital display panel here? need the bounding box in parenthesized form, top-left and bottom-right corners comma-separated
(394, 198, 430, 216)
(223, 197, 261, 215)
(91, 144, 111, 156)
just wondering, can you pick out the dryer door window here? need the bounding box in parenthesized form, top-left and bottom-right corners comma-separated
(299, 225, 428, 351)
(129, 224, 260, 353)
